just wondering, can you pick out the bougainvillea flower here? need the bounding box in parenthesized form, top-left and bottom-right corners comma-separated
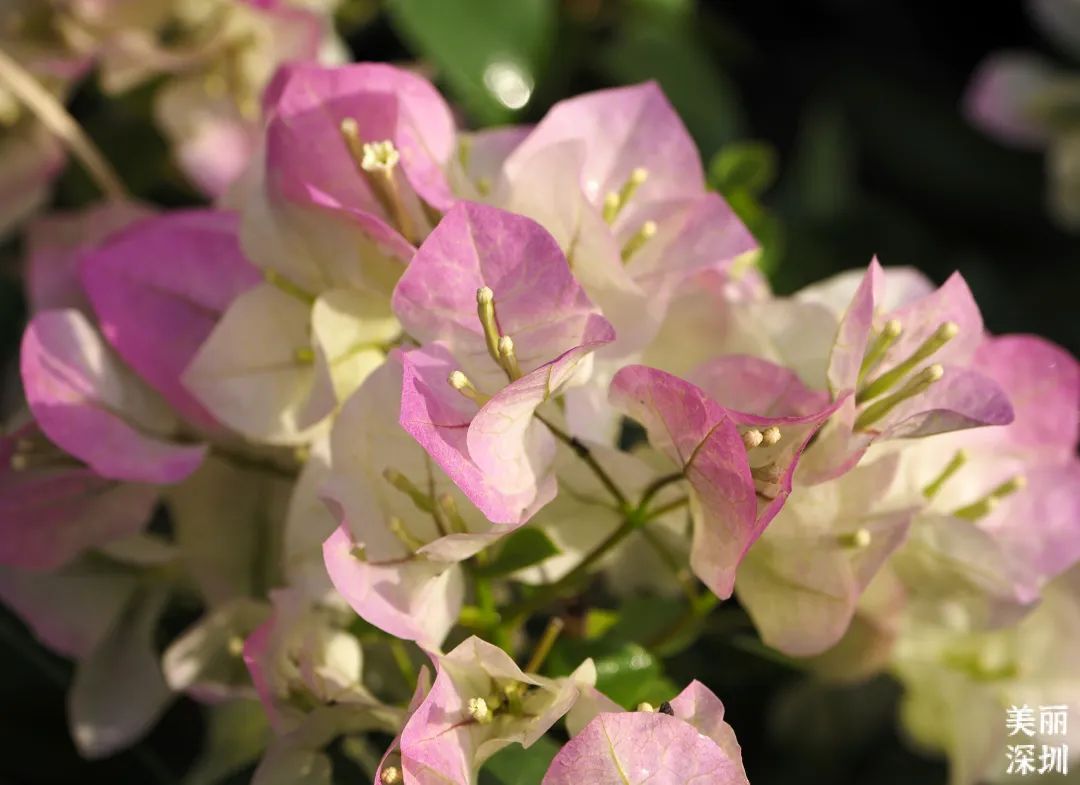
(189, 200, 403, 443)
(374, 668, 432, 785)
(544, 681, 748, 785)
(251, 702, 405, 785)
(965, 52, 1059, 149)
(322, 357, 494, 647)
(892, 566, 1080, 785)
(610, 360, 840, 599)
(243, 588, 383, 732)
(735, 455, 914, 656)
(807, 258, 1013, 480)
(966, 334, 1079, 461)
(450, 126, 531, 201)
(642, 265, 823, 387)
(0, 560, 172, 757)
(21, 309, 207, 484)
(0, 423, 158, 570)
(496, 83, 757, 354)
(153, 0, 335, 197)
(804, 567, 909, 683)
(162, 597, 270, 703)
(262, 60, 456, 249)
(889, 333, 1080, 622)
(81, 209, 261, 430)
(25, 202, 152, 314)
(398, 636, 596, 785)
(395, 203, 614, 523)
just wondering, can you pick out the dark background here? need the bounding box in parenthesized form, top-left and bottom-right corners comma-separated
(1, 0, 1074, 782)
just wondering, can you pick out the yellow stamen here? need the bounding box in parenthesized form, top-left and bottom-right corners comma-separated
(923, 449, 967, 499)
(448, 370, 490, 406)
(838, 528, 872, 549)
(227, 636, 245, 657)
(858, 319, 902, 383)
(761, 426, 782, 446)
(858, 322, 958, 403)
(436, 492, 469, 534)
(602, 167, 649, 223)
(339, 119, 415, 242)
(293, 347, 316, 364)
(620, 220, 657, 262)
(381, 766, 402, 785)
(854, 364, 943, 431)
(389, 516, 425, 551)
(467, 697, 493, 724)
(361, 140, 401, 172)
(476, 286, 502, 366)
(383, 468, 434, 513)
(953, 475, 1027, 520)
(741, 429, 764, 450)
(263, 269, 316, 304)
(498, 335, 522, 380)
(637, 702, 657, 712)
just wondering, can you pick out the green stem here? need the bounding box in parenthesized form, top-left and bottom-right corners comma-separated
(637, 472, 684, 512)
(646, 496, 689, 520)
(535, 414, 629, 510)
(524, 617, 564, 674)
(502, 514, 642, 629)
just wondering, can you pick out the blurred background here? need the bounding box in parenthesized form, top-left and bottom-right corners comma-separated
(0, 0, 1075, 783)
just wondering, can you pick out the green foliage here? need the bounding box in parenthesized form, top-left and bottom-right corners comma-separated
(479, 736, 560, 785)
(384, 0, 555, 124)
(709, 141, 778, 197)
(473, 528, 561, 578)
(708, 141, 785, 275)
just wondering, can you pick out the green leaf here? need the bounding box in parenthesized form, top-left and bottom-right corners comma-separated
(473, 528, 560, 578)
(384, 0, 555, 124)
(479, 736, 560, 785)
(548, 637, 675, 709)
(708, 141, 778, 197)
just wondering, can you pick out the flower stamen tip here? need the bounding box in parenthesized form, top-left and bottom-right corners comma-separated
(468, 696, 493, 724)
(361, 140, 400, 172)
(741, 429, 764, 450)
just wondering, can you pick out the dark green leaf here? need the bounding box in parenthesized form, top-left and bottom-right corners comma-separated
(709, 141, 779, 197)
(479, 736, 559, 785)
(384, 0, 555, 124)
(473, 528, 560, 578)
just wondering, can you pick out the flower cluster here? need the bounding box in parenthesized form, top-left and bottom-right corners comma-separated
(0, 0, 342, 235)
(2, 58, 1078, 785)
(966, 0, 1080, 228)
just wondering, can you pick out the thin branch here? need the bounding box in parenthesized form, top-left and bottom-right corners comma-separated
(0, 48, 128, 200)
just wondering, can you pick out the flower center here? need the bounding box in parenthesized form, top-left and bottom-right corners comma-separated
(339, 119, 417, 242)
(602, 167, 648, 224)
(856, 321, 958, 406)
